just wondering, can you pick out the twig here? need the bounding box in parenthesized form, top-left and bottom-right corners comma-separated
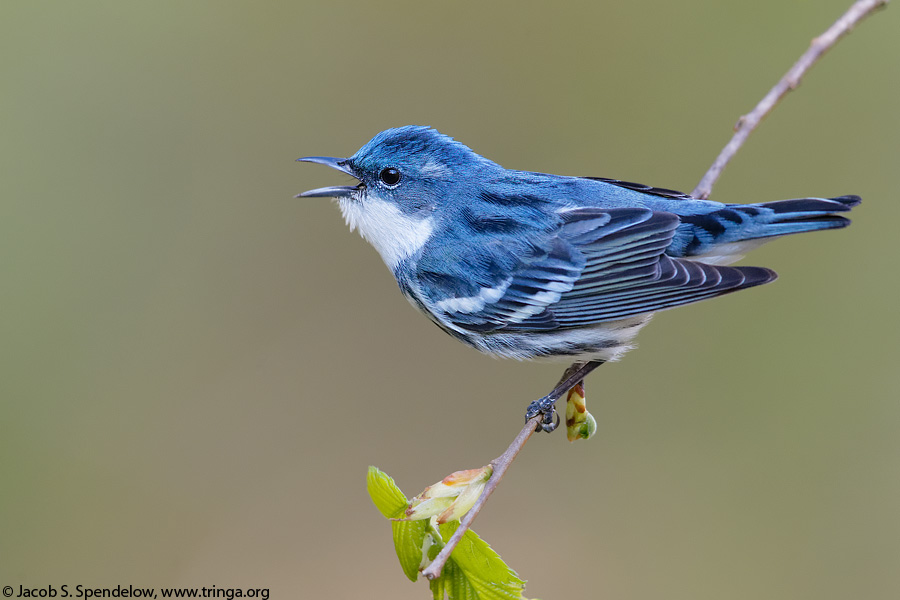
(422, 416, 542, 580)
(691, 0, 888, 200)
(420, 0, 887, 581)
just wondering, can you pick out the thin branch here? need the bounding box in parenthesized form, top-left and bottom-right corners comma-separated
(422, 416, 542, 580)
(423, 362, 602, 579)
(691, 0, 887, 200)
(419, 0, 887, 581)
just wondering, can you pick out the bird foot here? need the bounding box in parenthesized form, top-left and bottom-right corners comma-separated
(525, 395, 561, 433)
(524, 360, 605, 434)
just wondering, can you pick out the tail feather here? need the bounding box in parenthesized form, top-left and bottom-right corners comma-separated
(757, 214, 852, 235)
(763, 195, 860, 215)
(749, 195, 861, 237)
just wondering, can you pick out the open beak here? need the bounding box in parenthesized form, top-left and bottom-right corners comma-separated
(296, 156, 361, 198)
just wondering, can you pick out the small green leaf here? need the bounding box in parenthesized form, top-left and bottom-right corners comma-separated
(366, 466, 408, 519)
(431, 521, 527, 600)
(429, 557, 465, 600)
(392, 520, 428, 582)
(367, 467, 427, 582)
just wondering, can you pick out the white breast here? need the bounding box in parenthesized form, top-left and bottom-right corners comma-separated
(338, 195, 434, 270)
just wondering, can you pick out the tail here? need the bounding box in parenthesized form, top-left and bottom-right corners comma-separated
(747, 195, 861, 237)
(673, 195, 861, 261)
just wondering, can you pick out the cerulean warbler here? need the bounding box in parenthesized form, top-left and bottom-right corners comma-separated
(298, 126, 859, 430)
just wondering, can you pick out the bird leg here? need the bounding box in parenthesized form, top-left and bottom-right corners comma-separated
(525, 360, 605, 432)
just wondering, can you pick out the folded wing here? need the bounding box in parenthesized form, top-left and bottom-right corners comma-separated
(416, 206, 776, 334)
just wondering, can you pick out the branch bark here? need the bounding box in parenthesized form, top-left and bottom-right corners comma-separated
(421, 0, 887, 581)
(422, 417, 542, 580)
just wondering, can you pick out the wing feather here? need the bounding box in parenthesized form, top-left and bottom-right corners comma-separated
(415, 202, 776, 334)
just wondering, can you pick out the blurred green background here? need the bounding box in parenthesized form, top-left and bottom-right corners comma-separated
(2, 1, 898, 598)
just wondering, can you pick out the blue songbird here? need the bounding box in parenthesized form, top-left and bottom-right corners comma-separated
(298, 126, 860, 431)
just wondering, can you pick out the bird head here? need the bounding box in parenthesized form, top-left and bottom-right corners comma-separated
(298, 126, 495, 269)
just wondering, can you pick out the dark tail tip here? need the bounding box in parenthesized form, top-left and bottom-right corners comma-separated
(831, 195, 862, 208)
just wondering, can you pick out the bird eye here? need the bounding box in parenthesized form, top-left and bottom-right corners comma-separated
(379, 167, 402, 187)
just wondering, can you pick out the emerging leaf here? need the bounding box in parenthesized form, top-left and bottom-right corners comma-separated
(369, 466, 528, 598)
(565, 382, 597, 442)
(405, 466, 492, 523)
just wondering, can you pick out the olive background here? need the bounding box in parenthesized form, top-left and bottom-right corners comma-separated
(2, 2, 899, 599)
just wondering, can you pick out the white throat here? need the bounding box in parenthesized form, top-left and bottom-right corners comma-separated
(338, 195, 434, 270)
